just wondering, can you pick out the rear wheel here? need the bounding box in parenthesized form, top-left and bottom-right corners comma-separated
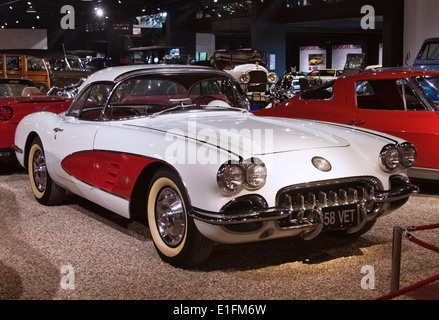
(28, 136, 65, 205)
(147, 168, 214, 268)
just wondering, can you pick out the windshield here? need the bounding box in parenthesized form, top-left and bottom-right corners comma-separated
(416, 42, 439, 61)
(67, 74, 249, 121)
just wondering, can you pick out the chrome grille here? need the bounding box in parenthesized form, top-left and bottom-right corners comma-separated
(277, 177, 382, 228)
(248, 70, 267, 84)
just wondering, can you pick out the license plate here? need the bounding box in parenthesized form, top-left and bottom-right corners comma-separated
(322, 203, 359, 231)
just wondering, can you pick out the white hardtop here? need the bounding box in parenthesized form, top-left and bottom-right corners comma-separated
(78, 64, 216, 90)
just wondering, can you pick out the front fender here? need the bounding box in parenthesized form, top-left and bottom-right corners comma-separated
(14, 111, 62, 168)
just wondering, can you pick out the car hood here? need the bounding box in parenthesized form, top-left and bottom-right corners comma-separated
(127, 111, 350, 155)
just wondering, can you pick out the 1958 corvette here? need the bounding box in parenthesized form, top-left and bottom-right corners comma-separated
(13, 65, 419, 267)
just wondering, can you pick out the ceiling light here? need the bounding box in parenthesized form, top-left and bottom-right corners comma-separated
(27, 3, 36, 13)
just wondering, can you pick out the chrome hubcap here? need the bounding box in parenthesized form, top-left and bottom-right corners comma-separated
(155, 187, 186, 247)
(32, 149, 47, 193)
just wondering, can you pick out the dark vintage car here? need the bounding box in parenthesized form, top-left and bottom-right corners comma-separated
(45, 54, 91, 88)
(0, 78, 73, 162)
(254, 67, 439, 180)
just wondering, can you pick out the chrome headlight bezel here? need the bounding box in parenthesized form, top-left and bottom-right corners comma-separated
(267, 72, 278, 84)
(399, 142, 417, 168)
(379, 142, 417, 172)
(245, 158, 267, 190)
(217, 158, 267, 194)
(240, 73, 251, 84)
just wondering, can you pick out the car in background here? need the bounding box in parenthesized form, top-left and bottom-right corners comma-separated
(307, 68, 343, 80)
(13, 64, 418, 267)
(412, 37, 439, 71)
(0, 78, 72, 162)
(0, 52, 51, 92)
(254, 67, 439, 180)
(128, 46, 188, 65)
(45, 54, 91, 88)
(298, 68, 343, 91)
(211, 49, 278, 109)
(82, 57, 114, 71)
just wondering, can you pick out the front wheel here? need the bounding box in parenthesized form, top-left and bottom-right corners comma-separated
(147, 168, 214, 268)
(28, 136, 65, 205)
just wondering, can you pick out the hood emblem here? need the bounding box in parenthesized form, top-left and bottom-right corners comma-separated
(312, 156, 332, 172)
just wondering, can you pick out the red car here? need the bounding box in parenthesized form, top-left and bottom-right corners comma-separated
(254, 68, 439, 180)
(0, 78, 73, 163)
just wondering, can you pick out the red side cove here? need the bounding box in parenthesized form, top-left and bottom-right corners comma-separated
(62, 151, 156, 199)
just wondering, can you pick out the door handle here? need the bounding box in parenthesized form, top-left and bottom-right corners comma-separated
(53, 127, 64, 132)
(348, 120, 366, 126)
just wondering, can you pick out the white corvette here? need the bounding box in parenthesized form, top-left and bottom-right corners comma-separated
(13, 65, 419, 267)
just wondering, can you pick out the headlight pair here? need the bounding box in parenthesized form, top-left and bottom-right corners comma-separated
(380, 142, 417, 171)
(217, 158, 267, 194)
(239, 72, 278, 84)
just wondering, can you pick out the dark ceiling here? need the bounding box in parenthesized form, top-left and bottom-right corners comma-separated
(0, 0, 202, 29)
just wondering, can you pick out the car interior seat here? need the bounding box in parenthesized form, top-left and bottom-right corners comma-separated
(21, 86, 41, 96)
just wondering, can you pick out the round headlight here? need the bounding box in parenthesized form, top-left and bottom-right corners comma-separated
(380, 144, 400, 171)
(267, 72, 278, 84)
(399, 142, 417, 168)
(240, 73, 250, 84)
(246, 160, 267, 189)
(217, 163, 245, 193)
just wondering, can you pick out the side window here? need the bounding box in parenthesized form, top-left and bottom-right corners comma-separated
(27, 56, 46, 71)
(356, 79, 404, 110)
(6, 56, 21, 70)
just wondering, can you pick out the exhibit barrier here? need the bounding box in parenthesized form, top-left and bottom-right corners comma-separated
(375, 223, 439, 300)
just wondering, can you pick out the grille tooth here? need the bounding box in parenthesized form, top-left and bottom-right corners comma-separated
(328, 190, 338, 205)
(318, 191, 327, 206)
(338, 189, 347, 204)
(357, 187, 365, 200)
(307, 192, 316, 207)
(348, 188, 358, 201)
(296, 193, 305, 208)
(367, 185, 375, 198)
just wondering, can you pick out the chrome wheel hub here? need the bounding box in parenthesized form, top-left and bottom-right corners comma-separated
(32, 149, 47, 192)
(155, 187, 186, 246)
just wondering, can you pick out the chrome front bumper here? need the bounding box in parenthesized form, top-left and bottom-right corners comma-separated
(190, 176, 419, 233)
